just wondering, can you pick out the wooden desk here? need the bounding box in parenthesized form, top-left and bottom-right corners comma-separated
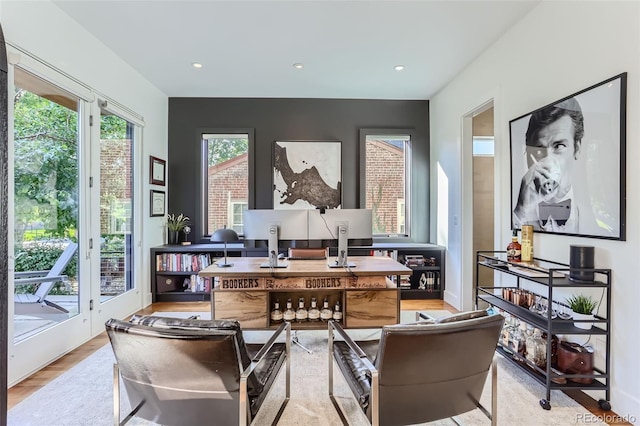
(199, 256, 412, 329)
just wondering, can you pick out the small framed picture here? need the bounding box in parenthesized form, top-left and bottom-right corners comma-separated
(150, 190, 166, 217)
(150, 156, 166, 186)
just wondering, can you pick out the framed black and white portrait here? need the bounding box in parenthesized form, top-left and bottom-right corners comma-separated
(273, 141, 342, 209)
(510, 73, 626, 240)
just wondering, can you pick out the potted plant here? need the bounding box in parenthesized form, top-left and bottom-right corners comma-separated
(566, 294, 598, 330)
(166, 213, 190, 244)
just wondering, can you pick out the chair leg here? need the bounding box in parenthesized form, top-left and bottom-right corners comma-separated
(113, 363, 144, 426)
(491, 357, 497, 426)
(113, 364, 119, 426)
(328, 324, 349, 426)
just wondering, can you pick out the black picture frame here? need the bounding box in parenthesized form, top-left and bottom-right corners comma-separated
(510, 73, 626, 240)
(150, 190, 166, 217)
(150, 156, 166, 186)
(273, 140, 342, 209)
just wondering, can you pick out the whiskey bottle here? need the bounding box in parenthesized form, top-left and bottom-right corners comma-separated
(270, 299, 283, 324)
(506, 230, 521, 262)
(295, 297, 308, 322)
(320, 298, 333, 322)
(307, 297, 321, 322)
(283, 298, 296, 322)
(332, 300, 343, 323)
(521, 225, 534, 262)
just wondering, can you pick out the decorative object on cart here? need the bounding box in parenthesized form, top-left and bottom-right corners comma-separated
(566, 294, 597, 330)
(166, 213, 190, 245)
(509, 73, 627, 240)
(210, 225, 239, 267)
(569, 245, 595, 282)
(557, 341, 594, 384)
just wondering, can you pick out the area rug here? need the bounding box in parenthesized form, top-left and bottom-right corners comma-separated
(8, 311, 605, 426)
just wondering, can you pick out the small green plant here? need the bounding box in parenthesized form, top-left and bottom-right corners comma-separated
(166, 213, 190, 232)
(566, 294, 598, 315)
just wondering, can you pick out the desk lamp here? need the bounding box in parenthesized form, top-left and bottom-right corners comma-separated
(211, 226, 239, 267)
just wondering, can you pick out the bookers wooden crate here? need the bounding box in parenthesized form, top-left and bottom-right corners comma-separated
(214, 275, 390, 290)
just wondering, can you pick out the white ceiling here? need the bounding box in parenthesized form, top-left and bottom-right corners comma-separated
(52, 0, 539, 100)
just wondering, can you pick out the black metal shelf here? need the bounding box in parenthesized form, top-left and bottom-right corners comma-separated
(477, 293, 607, 335)
(495, 346, 608, 391)
(476, 250, 611, 410)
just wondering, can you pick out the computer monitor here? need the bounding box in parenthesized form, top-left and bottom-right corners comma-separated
(243, 209, 309, 268)
(307, 209, 373, 267)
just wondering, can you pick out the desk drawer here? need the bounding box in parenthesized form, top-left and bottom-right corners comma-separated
(214, 291, 267, 328)
(345, 290, 398, 328)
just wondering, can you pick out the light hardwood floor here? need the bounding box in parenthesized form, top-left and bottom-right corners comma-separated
(7, 299, 629, 424)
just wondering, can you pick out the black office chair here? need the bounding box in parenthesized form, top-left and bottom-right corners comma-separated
(106, 316, 290, 426)
(328, 310, 504, 426)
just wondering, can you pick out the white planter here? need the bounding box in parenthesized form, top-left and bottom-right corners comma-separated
(572, 312, 594, 330)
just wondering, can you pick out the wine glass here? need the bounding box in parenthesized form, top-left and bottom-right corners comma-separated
(557, 301, 572, 320)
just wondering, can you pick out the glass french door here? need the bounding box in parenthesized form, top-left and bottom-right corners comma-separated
(88, 100, 142, 335)
(8, 56, 143, 385)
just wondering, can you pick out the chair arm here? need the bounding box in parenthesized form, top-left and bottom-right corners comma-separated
(416, 312, 436, 321)
(329, 320, 369, 359)
(328, 320, 379, 425)
(241, 321, 291, 378)
(14, 275, 67, 286)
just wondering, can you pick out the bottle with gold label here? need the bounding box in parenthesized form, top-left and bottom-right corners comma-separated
(521, 225, 534, 262)
(332, 300, 343, 323)
(320, 298, 333, 321)
(270, 299, 283, 324)
(506, 230, 521, 262)
(295, 297, 308, 322)
(307, 297, 320, 322)
(283, 298, 296, 322)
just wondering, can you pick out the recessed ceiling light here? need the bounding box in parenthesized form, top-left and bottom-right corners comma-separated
(293, 63, 304, 69)
(192, 62, 203, 69)
(394, 65, 405, 71)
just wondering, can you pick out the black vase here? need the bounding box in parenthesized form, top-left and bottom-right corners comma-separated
(168, 230, 180, 245)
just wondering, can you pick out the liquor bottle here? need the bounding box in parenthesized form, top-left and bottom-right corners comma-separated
(508, 320, 526, 356)
(295, 297, 308, 322)
(506, 230, 521, 262)
(332, 300, 343, 323)
(307, 297, 321, 322)
(526, 328, 547, 368)
(320, 298, 333, 322)
(521, 224, 534, 262)
(270, 299, 283, 324)
(283, 298, 296, 322)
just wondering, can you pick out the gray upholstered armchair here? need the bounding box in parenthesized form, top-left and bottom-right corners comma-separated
(328, 310, 504, 426)
(105, 316, 290, 426)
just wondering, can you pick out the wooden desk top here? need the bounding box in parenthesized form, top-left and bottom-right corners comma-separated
(199, 256, 412, 278)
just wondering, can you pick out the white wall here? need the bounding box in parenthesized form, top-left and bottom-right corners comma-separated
(430, 1, 639, 419)
(0, 0, 168, 308)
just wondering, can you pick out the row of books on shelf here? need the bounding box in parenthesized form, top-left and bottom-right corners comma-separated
(156, 253, 212, 272)
(371, 250, 398, 259)
(185, 274, 212, 293)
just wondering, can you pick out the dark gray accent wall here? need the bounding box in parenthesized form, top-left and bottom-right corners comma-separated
(168, 98, 430, 243)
